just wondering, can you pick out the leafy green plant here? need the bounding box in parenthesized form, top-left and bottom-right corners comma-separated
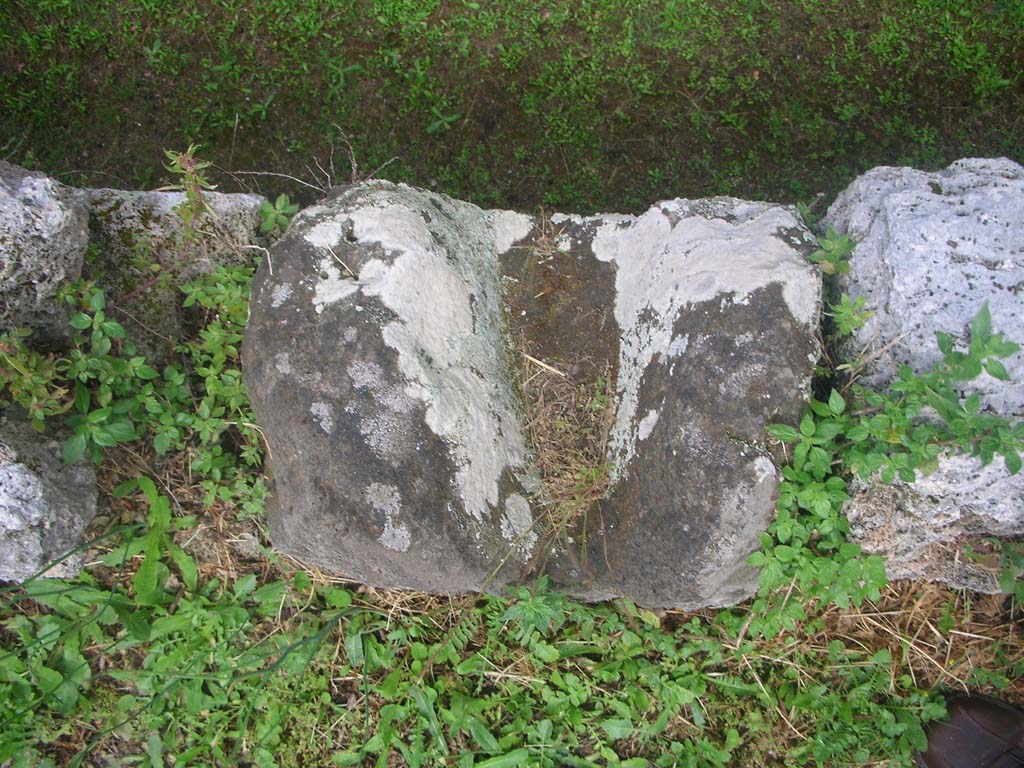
(994, 539, 1024, 603)
(426, 105, 460, 134)
(259, 193, 299, 233)
(807, 225, 856, 275)
(754, 302, 1023, 637)
(160, 143, 216, 237)
(0, 329, 71, 430)
(825, 292, 873, 337)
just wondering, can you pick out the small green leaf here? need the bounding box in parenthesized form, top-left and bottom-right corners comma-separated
(468, 717, 500, 754)
(475, 750, 531, 768)
(321, 586, 352, 608)
(971, 302, 992, 341)
(134, 554, 160, 600)
(69, 313, 92, 330)
(153, 432, 172, 454)
(602, 718, 634, 741)
(935, 331, 954, 355)
(332, 754, 363, 766)
(104, 420, 136, 443)
(766, 424, 799, 442)
(828, 389, 846, 415)
(799, 412, 815, 437)
(62, 434, 87, 464)
(984, 359, 1010, 381)
(168, 543, 198, 591)
(1004, 451, 1022, 476)
(234, 573, 258, 598)
(846, 424, 869, 442)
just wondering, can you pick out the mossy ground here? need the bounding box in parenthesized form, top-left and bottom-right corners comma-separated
(2, 0, 1022, 212)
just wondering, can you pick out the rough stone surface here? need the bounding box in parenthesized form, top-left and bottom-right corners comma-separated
(822, 157, 1024, 591)
(245, 181, 821, 607)
(541, 200, 820, 608)
(0, 411, 98, 582)
(82, 188, 266, 361)
(0, 161, 89, 343)
(244, 182, 537, 594)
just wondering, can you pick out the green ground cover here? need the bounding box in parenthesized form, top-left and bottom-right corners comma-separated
(2, 0, 1022, 210)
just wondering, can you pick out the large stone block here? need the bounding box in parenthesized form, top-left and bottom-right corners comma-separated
(244, 181, 820, 607)
(82, 188, 267, 361)
(0, 161, 89, 343)
(822, 158, 1024, 591)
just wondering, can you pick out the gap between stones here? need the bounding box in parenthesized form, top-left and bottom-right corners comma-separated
(499, 211, 619, 580)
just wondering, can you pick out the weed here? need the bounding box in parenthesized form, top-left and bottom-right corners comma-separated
(825, 292, 873, 337)
(0, 329, 71, 430)
(425, 105, 461, 135)
(806, 225, 856, 275)
(159, 143, 215, 238)
(259, 193, 299, 234)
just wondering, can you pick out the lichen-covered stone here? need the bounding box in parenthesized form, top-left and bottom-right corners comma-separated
(82, 188, 266, 361)
(823, 158, 1024, 591)
(244, 182, 537, 593)
(0, 161, 89, 343)
(542, 200, 820, 608)
(245, 182, 821, 607)
(0, 411, 98, 582)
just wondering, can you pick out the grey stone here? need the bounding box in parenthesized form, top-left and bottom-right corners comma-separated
(245, 182, 821, 608)
(822, 158, 1024, 591)
(81, 188, 267, 361)
(0, 161, 89, 343)
(244, 182, 538, 594)
(537, 200, 820, 608)
(0, 411, 98, 582)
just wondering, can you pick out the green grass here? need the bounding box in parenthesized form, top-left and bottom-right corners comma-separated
(2, 0, 1022, 210)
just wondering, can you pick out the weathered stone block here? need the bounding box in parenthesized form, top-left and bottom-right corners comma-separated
(823, 158, 1024, 591)
(82, 188, 267, 361)
(0, 411, 98, 582)
(244, 181, 821, 607)
(0, 161, 89, 343)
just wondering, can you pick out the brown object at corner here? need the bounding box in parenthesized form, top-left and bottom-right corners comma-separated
(916, 694, 1024, 768)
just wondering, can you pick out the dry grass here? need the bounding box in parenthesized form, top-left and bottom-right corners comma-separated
(515, 343, 616, 573)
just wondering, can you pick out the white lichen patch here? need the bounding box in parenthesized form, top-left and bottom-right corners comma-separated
(500, 494, 537, 558)
(343, 327, 358, 343)
(637, 410, 660, 441)
(346, 361, 419, 461)
(274, 352, 291, 375)
(667, 334, 689, 357)
(271, 284, 292, 308)
(304, 219, 346, 251)
(309, 402, 333, 434)
(313, 257, 359, 313)
(365, 482, 411, 552)
(337, 189, 530, 524)
(590, 200, 819, 483)
(752, 455, 776, 484)
(489, 210, 534, 254)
